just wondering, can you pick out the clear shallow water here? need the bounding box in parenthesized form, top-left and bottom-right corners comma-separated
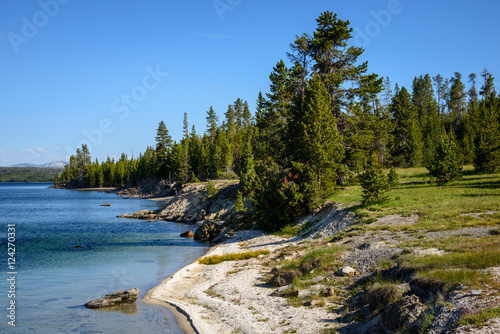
(0, 183, 209, 333)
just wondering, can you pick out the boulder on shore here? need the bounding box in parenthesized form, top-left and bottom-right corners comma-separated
(180, 230, 194, 238)
(338, 266, 360, 276)
(194, 221, 221, 241)
(85, 288, 139, 309)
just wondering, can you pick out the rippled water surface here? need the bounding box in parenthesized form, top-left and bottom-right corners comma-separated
(0, 183, 208, 333)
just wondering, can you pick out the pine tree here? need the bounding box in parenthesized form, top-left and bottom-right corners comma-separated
(155, 121, 172, 159)
(309, 11, 383, 127)
(428, 132, 463, 185)
(359, 153, 390, 205)
(387, 167, 399, 187)
(234, 98, 244, 129)
(178, 113, 191, 183)
(390, 86, 422, 167)
(239, 131, 258, 193)
(448, 72, 467, 134)
(255, 91, 268, 128)
(258, 60, 294, 163)
(433, 74, 446, 117)
(205, 106, 219, 142)
(155, 121, 172, 177)
(412, 74, 441, 164)
(234, 190, 245, 213)
(474, 95, 500, 173)
(383, 77, 393, 107)
(289, 72, 343, 209)
(242, 101, 252, 128)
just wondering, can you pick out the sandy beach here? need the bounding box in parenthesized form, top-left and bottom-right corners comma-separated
(144, 230, 341, 334)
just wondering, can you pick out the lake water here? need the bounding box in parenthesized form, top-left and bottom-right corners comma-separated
(0, 183, 209, 333)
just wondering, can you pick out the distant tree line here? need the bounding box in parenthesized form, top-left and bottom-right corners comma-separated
(57, 11, 500, 230)
(0, 167, 63, 183)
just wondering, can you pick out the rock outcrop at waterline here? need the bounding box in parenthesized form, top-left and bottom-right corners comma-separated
(85, 288, 139, 309)
(118, 181, 252, 224)
(118, 181, 255, 241)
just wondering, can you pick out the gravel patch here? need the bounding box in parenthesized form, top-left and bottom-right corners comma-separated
(426, 227, 493, 239)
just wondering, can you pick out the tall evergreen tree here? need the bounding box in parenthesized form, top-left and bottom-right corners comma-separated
(468, 73, 478, 101)
(155, 121, 172, 177)
(390, 86, 422, 167)
(225, 104, 236, 133)
(258, 60, 294, 163)
(448, 72, 467, 134)
(433, 74, 446, 117)
(205, 106, 219, 141)
(309, 11, 382, 128)
(178, 112, 191, 183)
(233, 98, 244, 129)
(383, 77, 393, 107)
(412, 74, 440, 164)
(242, 101, 252, 128)
(474, 76, 500, 173)
(289, 72, 344, 208)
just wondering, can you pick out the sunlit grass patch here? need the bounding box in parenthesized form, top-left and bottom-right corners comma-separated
(199, 249, 270, 265)
(402, 250, 500, 270)
(417, 269, 492, 288)
(274, 219, 316, 238)
(457, 306, 500, 329)
(398, 235, 500, 253)
(329, 166, 500, 233)
(400, 248, 500, 287)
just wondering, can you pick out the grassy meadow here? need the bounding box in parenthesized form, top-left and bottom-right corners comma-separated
(330, 165, 500, 232)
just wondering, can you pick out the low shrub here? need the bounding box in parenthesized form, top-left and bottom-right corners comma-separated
(199, 250, 270, 265)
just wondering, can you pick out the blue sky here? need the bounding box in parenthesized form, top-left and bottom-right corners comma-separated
(1, 0, 499, 166)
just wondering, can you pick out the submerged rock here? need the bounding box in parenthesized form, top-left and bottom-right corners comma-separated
(85, 288, 139, 309)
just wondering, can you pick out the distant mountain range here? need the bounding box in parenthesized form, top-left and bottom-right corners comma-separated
(8, 161, 68, 168)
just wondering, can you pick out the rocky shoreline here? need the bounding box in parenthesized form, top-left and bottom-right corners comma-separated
(118, 180, 256, 242)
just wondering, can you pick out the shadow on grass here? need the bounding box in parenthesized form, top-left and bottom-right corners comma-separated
(461, 193, 500, 197)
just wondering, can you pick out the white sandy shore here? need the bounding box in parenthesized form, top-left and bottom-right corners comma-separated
(144, 230, 340, 334)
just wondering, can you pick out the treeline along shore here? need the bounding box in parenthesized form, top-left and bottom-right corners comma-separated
(0, 167, 63, 183)
(56, 12, 499, 232)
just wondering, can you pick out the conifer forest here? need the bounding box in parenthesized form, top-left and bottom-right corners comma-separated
(57, 12, 500, 230)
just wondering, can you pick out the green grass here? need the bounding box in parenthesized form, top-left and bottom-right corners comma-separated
(199, 250, 270, 265)
(280, 245, 345, 273)
(402, 250, 500, 270)
(400, 248, 500, 287)
(328, 167, 500, 291)
(274, 220, 316, 237)
(417, 269, 491, 288)
(457, 306, 500, 329)
(329, 166, 500, 233)
(398, 235, 500, 253)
